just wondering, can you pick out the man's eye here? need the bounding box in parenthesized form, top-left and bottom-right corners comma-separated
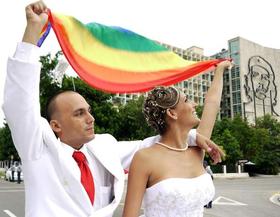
(75, 111, 84, 116)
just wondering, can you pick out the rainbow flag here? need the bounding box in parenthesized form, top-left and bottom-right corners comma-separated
(38, 10, 225, 93)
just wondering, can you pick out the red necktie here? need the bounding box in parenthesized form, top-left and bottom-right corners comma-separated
(72, 151, 95, 204)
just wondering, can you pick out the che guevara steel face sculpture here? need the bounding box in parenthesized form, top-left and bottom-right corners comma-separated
(244, 56, 279, 118)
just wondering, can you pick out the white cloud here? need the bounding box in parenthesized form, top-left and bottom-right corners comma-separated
(1, 0, 280, 126)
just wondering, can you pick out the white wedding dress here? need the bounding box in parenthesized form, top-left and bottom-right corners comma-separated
(142, 173, 214, 217)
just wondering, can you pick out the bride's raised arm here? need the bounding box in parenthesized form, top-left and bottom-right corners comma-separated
(197, 60, 233, 138)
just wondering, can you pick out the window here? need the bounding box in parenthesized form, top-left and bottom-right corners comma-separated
(235, 66, 240, 77)
(231, 67, 236, 79)
(203, 85, 207, 92)
(237, 92, 241, 103)
(233, 104, 242, 115)
(232, 91, 241, 105)
(233, 92, 237, 104)
(229, 40, 239, 54)
(232, 79, 236, 91)
(224, 73, 230, 83)
(226, 86, 230, 94)
(231, 53, 240, 65)
(237, 79, 240, 90)
(232, 79, 241, 92)
(229, 40, 240, 65)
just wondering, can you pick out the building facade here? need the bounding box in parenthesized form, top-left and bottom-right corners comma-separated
(217, 37, 280, 123)
(172, 45, 214, 106)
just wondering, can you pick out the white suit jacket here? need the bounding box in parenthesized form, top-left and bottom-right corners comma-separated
(3, 43, 197, 217)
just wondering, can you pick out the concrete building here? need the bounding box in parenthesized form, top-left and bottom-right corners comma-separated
(163, 44, 214, 105)
(215, 37, 280, 123)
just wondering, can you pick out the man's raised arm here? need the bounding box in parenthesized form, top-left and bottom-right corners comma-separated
(3, 1, 49, 160)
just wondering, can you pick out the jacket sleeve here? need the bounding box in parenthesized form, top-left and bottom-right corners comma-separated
(2, 42, 45, 161)
(117, 129, 197, 170)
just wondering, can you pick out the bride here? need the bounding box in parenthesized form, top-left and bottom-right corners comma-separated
(122, 60, 232, 217)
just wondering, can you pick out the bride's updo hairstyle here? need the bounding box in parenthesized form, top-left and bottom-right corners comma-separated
(143, 86, 180, 135)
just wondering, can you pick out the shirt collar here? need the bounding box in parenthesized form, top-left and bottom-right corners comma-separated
(58, 138, 89, 160)
(59, 138, 87, 157)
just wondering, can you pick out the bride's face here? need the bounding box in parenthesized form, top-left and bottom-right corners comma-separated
(170, 93, 200, 128)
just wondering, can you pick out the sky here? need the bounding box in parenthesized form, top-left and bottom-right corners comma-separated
(0, 0, 280, 126)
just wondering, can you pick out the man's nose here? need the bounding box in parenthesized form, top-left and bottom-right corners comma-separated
(87, 112, 95, 124)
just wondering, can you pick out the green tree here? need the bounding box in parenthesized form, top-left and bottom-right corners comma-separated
(213, 129, 242, 165)
(116, 96, 154, 140)
(255, 115, 280, 174)
(212, 118, 232, 139)
(0, 123, 19, 161)
(39, 52, 62, 117)
(245, 127, 268, 164)
(228, 115, 261, 164)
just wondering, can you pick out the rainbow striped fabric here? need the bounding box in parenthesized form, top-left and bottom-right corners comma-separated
(39, 11, 224, 93)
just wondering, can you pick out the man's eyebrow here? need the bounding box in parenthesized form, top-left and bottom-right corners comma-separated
(73, 108, 83, 113)
(73, 107, 87, 113)
(72, 104, 91, 113)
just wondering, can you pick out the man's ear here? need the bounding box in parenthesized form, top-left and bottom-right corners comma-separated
(166, 108, 178, 120)
(49, 120, 61, 134)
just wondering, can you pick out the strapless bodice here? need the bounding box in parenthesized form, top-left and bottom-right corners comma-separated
(142, 173, 215, 217)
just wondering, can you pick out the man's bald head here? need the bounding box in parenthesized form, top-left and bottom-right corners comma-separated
(45, 90, 95, 148)
(46, 90, 77, 122)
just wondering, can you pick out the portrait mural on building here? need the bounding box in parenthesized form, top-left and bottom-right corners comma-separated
(244, 55, 279, 118)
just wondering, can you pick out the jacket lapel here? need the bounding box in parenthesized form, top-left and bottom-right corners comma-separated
(87, 134, 124, 181)
(87, 134, 125, 216)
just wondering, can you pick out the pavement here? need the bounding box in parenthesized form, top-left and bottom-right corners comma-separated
(0, 174, 280, 217)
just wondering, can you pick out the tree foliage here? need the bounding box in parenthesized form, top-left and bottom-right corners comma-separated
(254, 115, 280, 174)
(213, 129, 242, 165)
(116, 96, 154, 140)
(0, 123, 19, 161)
(39, 52, 62, 117)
